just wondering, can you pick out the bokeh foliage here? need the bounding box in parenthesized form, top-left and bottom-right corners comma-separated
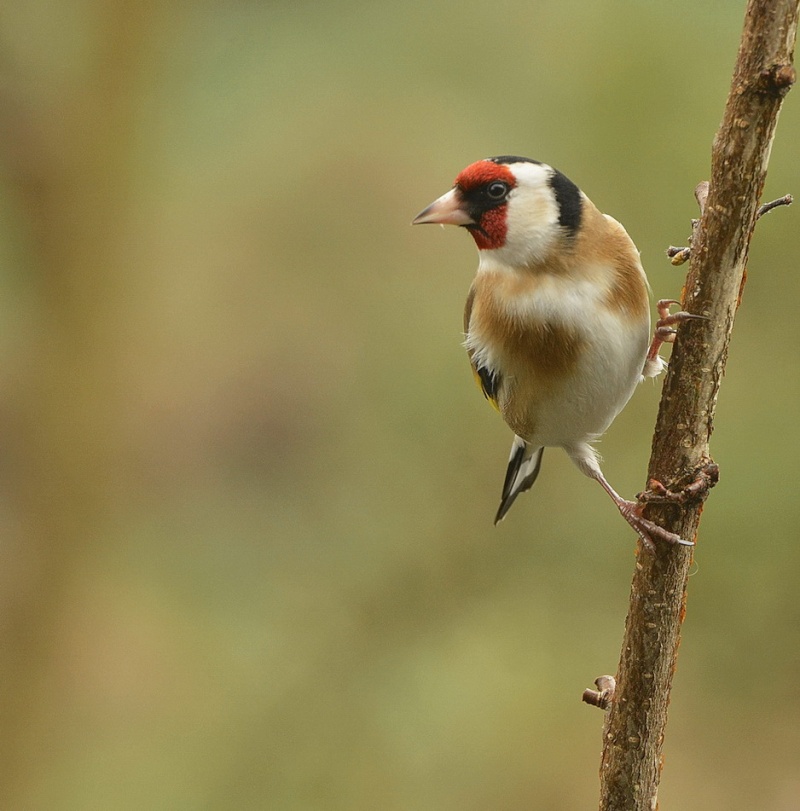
(0, 1, 798, 808)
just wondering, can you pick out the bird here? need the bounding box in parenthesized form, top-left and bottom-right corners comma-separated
(412, 155, 698, 550)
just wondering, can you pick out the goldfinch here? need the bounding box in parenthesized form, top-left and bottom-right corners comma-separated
(413, 156, 695, 549)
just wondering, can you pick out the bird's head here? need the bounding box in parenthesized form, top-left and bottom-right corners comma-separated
(412, 156, 583, 268)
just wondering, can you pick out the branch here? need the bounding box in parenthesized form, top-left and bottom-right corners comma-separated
(596, 2, 799, 809)
(666, 190, 793, 264)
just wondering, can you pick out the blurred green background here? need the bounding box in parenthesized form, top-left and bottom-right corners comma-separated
(0, 1, 798, 809)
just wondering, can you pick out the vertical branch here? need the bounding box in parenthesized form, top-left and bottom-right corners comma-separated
(597, 2, 799, 809)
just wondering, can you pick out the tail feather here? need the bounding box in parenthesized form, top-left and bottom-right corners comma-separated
(494, 437, 544, 524)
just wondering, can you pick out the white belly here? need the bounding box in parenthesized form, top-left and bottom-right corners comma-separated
(467, 269, 651, 448)
(517, 314, 649, 447)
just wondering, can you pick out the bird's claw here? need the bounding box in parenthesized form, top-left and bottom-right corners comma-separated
(655, 299, 708, 332)
(637, 465, 720, 507)
(645, 300, 708, 373)
(616, 498, 693, 553)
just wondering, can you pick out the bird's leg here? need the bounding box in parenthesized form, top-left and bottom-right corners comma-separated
(591, 471, 692, 552)
(642, 299, 707, 378)
(567, 445, 692, 552)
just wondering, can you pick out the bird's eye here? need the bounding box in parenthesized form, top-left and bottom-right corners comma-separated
(486, 181, 509, 200)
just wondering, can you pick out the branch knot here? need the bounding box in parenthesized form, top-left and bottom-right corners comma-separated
(758, 63, 796, 97)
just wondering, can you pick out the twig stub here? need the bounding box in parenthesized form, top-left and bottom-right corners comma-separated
(694, 181, 710, 214)
(583, 676, 617, 710)
(666, 190, 792, 266)
(757, 193, 793, 218)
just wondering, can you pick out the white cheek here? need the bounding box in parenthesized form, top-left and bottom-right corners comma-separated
(478, 174, 562, 269)
(503, 189, 559, 265)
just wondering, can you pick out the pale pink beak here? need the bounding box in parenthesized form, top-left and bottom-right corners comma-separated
(412, 187, 476, 226)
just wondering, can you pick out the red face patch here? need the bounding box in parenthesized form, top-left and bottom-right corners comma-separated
(454, 160, 516, 250)
(470, 207, 507, 250)
(454, 160, 516, 191)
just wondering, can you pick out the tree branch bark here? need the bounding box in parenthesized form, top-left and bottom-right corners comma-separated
(596, 2, 799, 809)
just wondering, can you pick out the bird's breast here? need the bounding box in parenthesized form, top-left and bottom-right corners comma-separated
(464, 268, 649, 444)
(465, 269, 607, 381)
(468, 306, 585, 381)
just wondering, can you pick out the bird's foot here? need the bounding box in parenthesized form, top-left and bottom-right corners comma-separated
(643, 299, 708, 377)
(637, 464, 720, 507)
(615, 497, 693, 553)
